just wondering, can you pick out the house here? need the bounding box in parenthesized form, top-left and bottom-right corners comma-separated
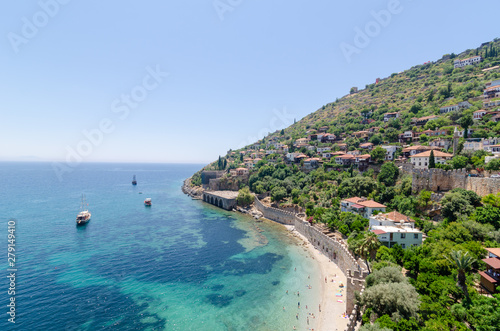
(340, 197, 386, 219)
(491, 145, 500, 153)
(230, 167, 249, 176)
(347, 150, 361, 156)
(322, 152, 333, 159)
(415, 115, 439, 126)
(421, 129, 449, 137)
(479, 248, 500, 293)
(352, 131, 370, 139)
(335, 154, 356, 166)
(473, 109, 488, 121)
(381, 145, 400, 161)
(402, 145, 441, 158)
(453, 56, 482, 68)
(359, 142, 374, 150)
(356, 154, 371, 170)
(430, 138, 452, 150)
(321, 133, 337, 143)
(482, 138, 500, 153)
(369, 211, 423, 248)
(303, 158, 321, 170)
(384, 112, 400, 122)
(439, 101, 472, 114)
(484, 85, 500, 99)
(336, 143, 348, 151)
(483, 98, 500, 108)
(463, 138, 484, 152)
(410, 150, 453, 169)
(486, 79, 500, 88)
(317, 146, 331, 153)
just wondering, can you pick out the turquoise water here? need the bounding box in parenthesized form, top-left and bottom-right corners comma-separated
(0, 162, 322, 330)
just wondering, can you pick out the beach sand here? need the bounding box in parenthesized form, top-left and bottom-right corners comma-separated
(287, 227, 349, 331)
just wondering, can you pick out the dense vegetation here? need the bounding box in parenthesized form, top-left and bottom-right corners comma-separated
(191, 39, 500, 330)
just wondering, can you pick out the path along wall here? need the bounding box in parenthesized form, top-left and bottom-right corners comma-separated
(254, 197, 367, 329)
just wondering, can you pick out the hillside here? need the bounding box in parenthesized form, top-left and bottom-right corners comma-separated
(188, 38, 500, 331)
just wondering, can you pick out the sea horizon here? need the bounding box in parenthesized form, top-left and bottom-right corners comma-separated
(1, 162, 324, 330)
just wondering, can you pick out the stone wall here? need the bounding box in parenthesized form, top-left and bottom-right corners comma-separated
(412, 168, 500, 196)
(254, 198, 300, 225)
(253, 197, 367, 329)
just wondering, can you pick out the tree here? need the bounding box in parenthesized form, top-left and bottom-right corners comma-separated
(447, 250, 475, 299)
(358, 282, 420, 320)
(356, 232, 381, 274)
(378, 162, 400, 186)
(450, 155, 469, 169)
(271, 186, 287, 203)
(359, 323, 392, 331)
(371, 146, 386, 164)
(485, 158, 500, 171)
(428, 150, 436, 169)
(365, 266, 407, 288)
(237, 187, 254, 206)
(409, 103, 422, 114)
(458, 114, 473, 139)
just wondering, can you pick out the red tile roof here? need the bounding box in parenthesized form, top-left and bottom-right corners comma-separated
(372, 229, 387, 235)
(482, 258, 500, 269)
(410, 150, 453, 158)
(382, 211, 414, 223)
(479, 271, 499, 284)
(486, 248, 500, 257)
(358, 200, 387, 208)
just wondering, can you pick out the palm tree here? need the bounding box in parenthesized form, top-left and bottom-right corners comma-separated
(355, 232, 381, 274)
(447, 250, 475, 299)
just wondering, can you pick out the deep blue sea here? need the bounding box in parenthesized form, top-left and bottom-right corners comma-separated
(0, 162, 322, 331)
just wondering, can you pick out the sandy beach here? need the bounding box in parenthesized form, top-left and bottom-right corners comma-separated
(287, 226, 349, 331)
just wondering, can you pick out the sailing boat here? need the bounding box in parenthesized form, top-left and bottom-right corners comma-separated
(76, 194, 91, 226)
(132, 175, 137, 185)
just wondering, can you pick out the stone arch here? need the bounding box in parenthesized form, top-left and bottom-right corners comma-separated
(211, 196, 214, 204)
(218, 199, 223, 208)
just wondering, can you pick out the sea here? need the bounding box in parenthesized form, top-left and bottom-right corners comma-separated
(0, 162, 323, 331)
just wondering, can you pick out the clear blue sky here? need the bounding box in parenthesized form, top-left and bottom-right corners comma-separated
(1, 0, 499, 164)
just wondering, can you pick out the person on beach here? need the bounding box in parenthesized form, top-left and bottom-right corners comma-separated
(319, 304, 321, 312)
(286, 290, 288, 294)
(325, 277, 327, 283)
(298, 302, 300, 308)
(283, 306, 285, 311)
(297, 291, 300, 296)
(296, 313, 298, 319)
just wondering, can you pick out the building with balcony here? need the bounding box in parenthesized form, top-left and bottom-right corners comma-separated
(479, 248, 500, 293)
(340, 197, 386, 219)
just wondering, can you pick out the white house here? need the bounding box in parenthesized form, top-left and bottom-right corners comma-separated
(439, 101, 472, 114)
(384, 112, 400, 122)
(317, 146, 331, 153)
(340, 197, 386, 219)
(371, 226, 423, 249)
(474, 109, 488, 121)
(410, 150, 453, 169)
(454, 56, 482, 68)
(381, 145, 399, 161)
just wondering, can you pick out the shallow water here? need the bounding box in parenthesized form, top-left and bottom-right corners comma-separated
(0, 162, 322, 330)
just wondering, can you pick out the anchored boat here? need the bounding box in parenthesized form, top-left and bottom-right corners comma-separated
(76, 194, 91, 226)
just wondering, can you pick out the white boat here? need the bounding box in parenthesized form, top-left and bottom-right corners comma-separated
(76, 194, 91, 225)
(144, 198, 152, 206)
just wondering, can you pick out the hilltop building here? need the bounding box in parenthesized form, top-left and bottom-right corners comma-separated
(453, 56, 482, 68)
(410, 150, 453, 169)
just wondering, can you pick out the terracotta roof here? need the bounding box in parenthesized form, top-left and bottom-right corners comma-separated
(358, 200, 387, 208)
(343, 197, 363, 204)
(372, 229, 387, 235)
(479, 271, 499, 284)
(358, 154, 371, 159)
(382, 211, 414, 223)
(410, 150, 453, 158)
(331, 152, 346, 156)
(474, 109, 487, 113)
(417, 115, 438, 121)
(351, 203, 365, 209)
(486, 248, 500, 257)
(360, 143, 374, 147)
(482, 258, 500, 269)
(235, 167, 248, 171)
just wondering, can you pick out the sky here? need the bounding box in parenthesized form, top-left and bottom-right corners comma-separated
(1, 0, 499, 164)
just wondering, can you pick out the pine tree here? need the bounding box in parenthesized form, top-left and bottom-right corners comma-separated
(429, 150, 436, 169)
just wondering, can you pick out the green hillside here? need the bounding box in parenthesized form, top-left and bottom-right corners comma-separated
(189, 38, 500, 331)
